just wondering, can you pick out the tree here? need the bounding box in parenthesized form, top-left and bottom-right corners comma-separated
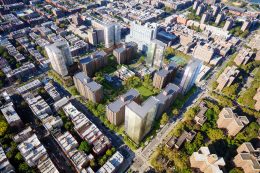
(164, 47, 175, 58)
(205, 109, 217, 128)
(98, 156, 107, 166)
(207, 129, 224, 141)
(172, 108, 179, 116)
(15, 152, 23, 161)
(124, 76, 141, 89)
(184, 132, 204, 155)
(137, 56, 145, 64)
(19, 162, 30, 172)
(90, 159, 96, 168)
(97, 104, 105, 115)
(69, 87, 79, 96)
(222, 83, 239, 100)
(160, 113, 169, 125)
(64, 122, 74, 131)
(240, 30, 249, 38)
(0, 46, 5, 55)
(235, 122, 260, 143)
(105, 149, 113, 157)
(0, 120, 8, 136)
(78, 141, 91, 153)
(0, 70, 6, 88)
(229, 168, 244, 173)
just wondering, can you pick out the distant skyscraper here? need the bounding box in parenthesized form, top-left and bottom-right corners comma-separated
(45, 41, 73, 77)
(125, 22, 157, 53)
(180, 58, 202, 94)
(104, 24, 121, 48)
(125, 97, 159, 144)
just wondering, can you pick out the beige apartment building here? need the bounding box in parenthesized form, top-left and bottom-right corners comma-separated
(234, 48, 254, 66)
(193, 43, 216, 63)
(216, 66, 240, 91)
(106, 89, 140, 126)
(73, 72, 103, 103)
(217, 107, 249, 136)
(233, 142, 260, 173)
(190, 146, 225, 173)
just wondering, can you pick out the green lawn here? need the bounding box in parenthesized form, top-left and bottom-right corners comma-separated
(136, 86, 154, 100)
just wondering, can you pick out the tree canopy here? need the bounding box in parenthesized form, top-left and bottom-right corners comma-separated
(78, 141, 91, 154)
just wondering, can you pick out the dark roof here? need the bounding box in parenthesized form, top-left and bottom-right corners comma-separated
(107, 89, 139, 112)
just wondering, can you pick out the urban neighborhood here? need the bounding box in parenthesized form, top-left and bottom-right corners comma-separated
(0, 0, 259, 173)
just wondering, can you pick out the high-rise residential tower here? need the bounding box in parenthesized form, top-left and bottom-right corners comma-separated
(147, 40, 166, 68)
(45, 41, 73, 77)
(223, 18, 234, 31)
(180, 58, 202, 94)
(125, 97, 159, 144)
(104, 24, 121, 48)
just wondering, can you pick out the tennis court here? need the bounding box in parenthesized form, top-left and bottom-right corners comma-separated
(169, 56, 187, 66)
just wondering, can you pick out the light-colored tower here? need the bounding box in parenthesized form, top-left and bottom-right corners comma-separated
(223, 18, 234, 31)
(125, 22, 157, 52)
(146, 40, 166, 68)
(215, 13, 224, 25)
(180, 58, 202, 94)
(104, 24, 121, 48)
(200, 12, 210, 24)
(241, 19, 251, 32)
(193, 0, 200, 11)
(125, 97, 159, 144)
(45, 41, 73, 77)
(212, 4, 220, 17)
(196, 4, 205, 16)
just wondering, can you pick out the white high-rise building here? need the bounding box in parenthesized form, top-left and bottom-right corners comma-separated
(126, 22, 157, 52)
(45, 41, 73, 77)
(125, 97, 159, 144)
(147, 39, 166, 68)
(104, 24, 121, 48)
(180, 58, 202, 94)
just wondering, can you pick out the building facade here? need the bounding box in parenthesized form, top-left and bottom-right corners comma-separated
(79, 51, 108, 77)
(190, 147, 225, 173)
(125, 22, 157, 53)
(180, 58, 202, 94)
(147, 40, 166, 68)
(45, 41, 73, 77)
(153, 62, 177, 89)
(217, 107, 249, 136)
(106, 89, 140, 126)
(73, 72, 103, 103)
(233, 142, 260, 173)
(113, 42, 138, 65)
(125, 97, 159, 144)
(104, 24, 121, 48)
